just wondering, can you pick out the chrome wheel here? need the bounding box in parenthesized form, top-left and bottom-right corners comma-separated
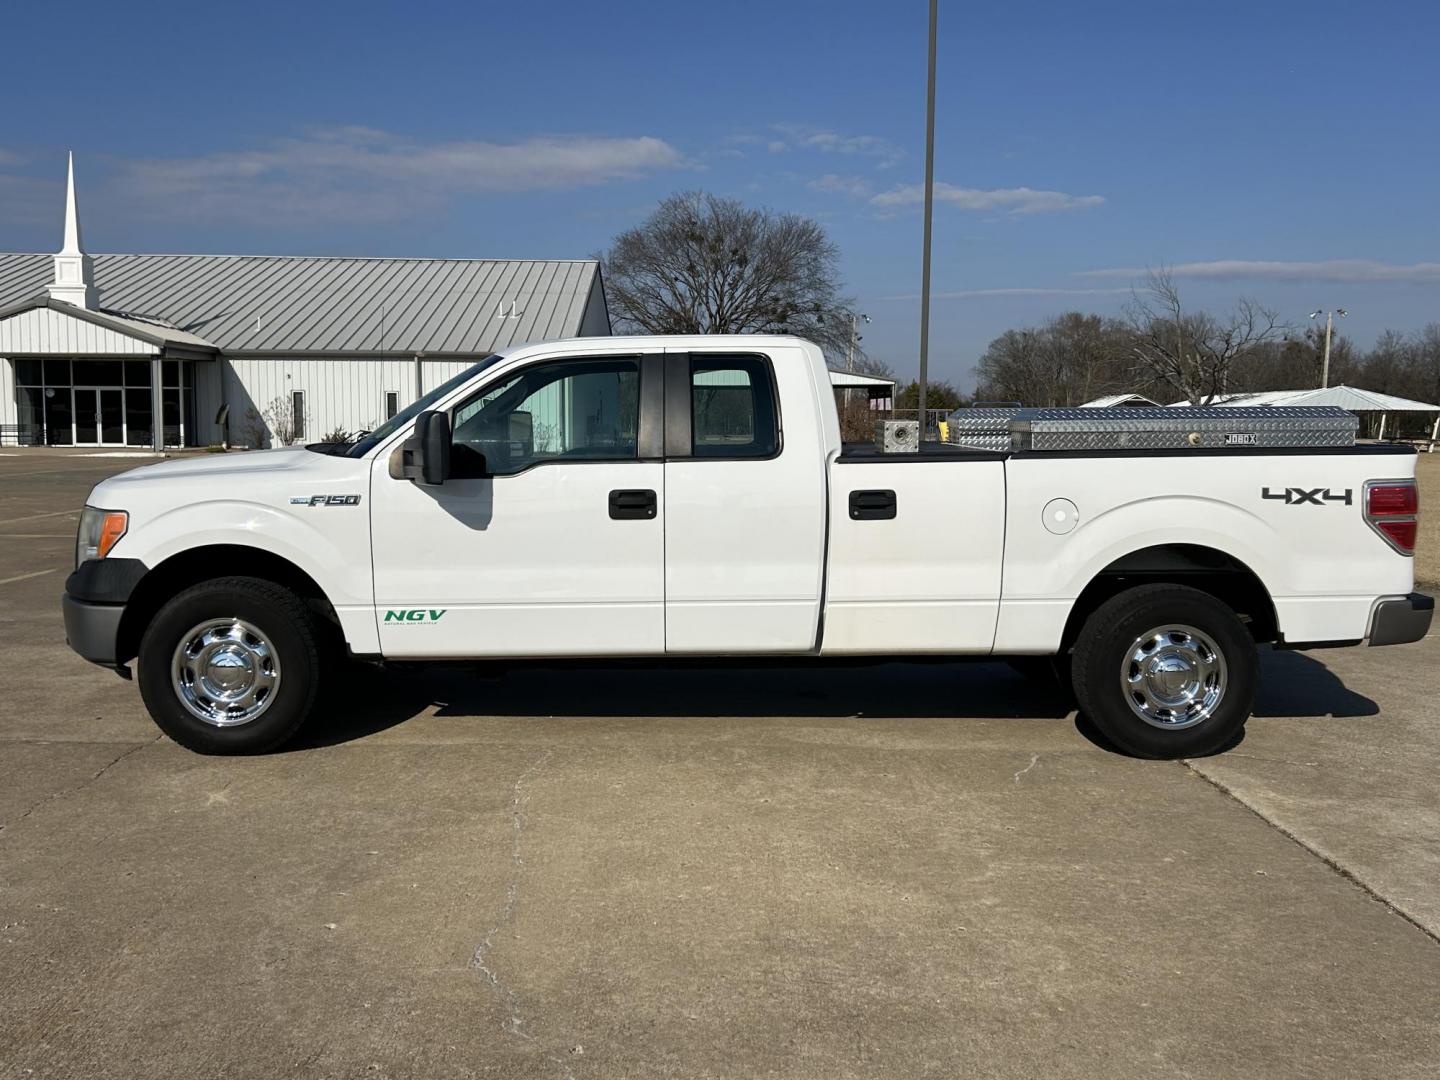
(171, 618, 282, 728)
(1120, 623, 1227, 730)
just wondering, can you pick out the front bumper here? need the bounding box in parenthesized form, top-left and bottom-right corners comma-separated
(1368, 592, 1434, 647)
(62, 593, 127, 668)
(62, 557, 147, 673)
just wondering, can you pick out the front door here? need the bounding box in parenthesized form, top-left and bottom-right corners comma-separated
(73, 387, 125, 446)
(370, 352, 666, 658)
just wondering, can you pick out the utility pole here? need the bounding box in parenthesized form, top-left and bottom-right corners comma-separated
(847, 312, 870, 372)
(1309, 308, 1348, 388)
(917, 0, 938, 438)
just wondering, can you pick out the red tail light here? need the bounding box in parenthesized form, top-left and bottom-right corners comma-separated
(1365, 480, 1419, 555)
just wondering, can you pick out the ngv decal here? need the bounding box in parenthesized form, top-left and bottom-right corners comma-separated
(1262, 486, 1353, 506)
(291, 494, 362, 506)
(384, 609, 448, 623)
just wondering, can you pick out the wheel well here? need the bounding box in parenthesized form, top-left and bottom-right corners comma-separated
(117, 545, 340, 663)
(1059, 544, 1278, 652)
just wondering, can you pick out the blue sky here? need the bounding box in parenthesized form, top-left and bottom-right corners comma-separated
(2, 0, 1437, 387)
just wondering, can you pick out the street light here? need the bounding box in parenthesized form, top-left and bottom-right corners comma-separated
(917, 0, 938, 436)
(847, 312, 870, 372)
(1308, 308, 1348, 389)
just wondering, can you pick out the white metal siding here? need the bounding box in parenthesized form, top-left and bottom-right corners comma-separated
(222, 357, 486, 446)
(0, 308, 159, 356)
(0, 358, 15, 431)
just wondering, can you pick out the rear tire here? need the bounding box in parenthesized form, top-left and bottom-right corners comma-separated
(137, 576, 325, 754)
(1071, 584, 1257, 759)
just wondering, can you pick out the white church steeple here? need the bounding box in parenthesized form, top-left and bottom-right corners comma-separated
(48, 152, 96, 309)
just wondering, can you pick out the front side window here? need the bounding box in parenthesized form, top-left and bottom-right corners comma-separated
(342, 355, 500, 458)
(691, 356, 779, 458)
(451, 357, 640, 477)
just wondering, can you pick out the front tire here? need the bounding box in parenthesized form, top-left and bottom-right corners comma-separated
(137, 576, 324, 754)
(1071, 584, 1258, 759)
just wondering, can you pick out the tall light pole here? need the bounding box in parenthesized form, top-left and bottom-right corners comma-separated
(917, 0, 938, 436)
(1309, 308, 1348, 388)
(847, 312, 870, 372)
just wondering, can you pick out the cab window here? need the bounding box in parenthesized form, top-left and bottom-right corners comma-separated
(450, 358, 641, 477)
(690, 356, 779, 458)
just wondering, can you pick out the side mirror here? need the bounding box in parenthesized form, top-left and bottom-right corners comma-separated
(397, 410, 451, 485)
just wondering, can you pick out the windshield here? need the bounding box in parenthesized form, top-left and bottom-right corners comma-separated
(337, 355, 502, 458)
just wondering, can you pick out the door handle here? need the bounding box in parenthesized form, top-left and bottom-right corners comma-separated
(609, 488, 657, 520)
(849, 489, 897, 520)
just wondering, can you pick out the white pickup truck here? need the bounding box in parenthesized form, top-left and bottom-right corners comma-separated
(63, 335, 1431, 758)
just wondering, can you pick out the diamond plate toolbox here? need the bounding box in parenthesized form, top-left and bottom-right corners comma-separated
(942, 407, 1019, 451)
(1011, 406, 1358, 451)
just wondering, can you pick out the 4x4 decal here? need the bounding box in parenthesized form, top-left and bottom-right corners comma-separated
(1262, 486, 1353, 506)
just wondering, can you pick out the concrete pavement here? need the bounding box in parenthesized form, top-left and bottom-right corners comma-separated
(2, 454, 1438, 1079)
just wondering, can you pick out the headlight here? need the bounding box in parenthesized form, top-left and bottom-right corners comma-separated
(76, 507, 128, 566)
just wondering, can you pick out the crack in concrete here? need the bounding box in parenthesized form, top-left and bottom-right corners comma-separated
(0, 736, 159, 839)
(1183, 760, 1440, 948)
(1215, 752, 1321, 769)
(1013, 753, 1041, 784)
(469, 749, 576, 1080)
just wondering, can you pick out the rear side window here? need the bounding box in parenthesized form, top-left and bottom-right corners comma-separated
(690, 356, 779, 458)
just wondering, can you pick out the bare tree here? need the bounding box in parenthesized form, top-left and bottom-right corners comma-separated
(975, 312, 1132, 406)
(1407, 323, 1440, 407)
(1125, 269, 1287, 405)
(262, 395, 295, 447)
(601, 191, 852, 355)
(849, 352, 895, 380)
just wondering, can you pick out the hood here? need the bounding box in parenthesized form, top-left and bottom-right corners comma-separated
(107, 446, 316, 482)
(89, 446, 370, 504)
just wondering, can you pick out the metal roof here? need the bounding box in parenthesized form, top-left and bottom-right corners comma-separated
(828, 370, 896, 390)
(0, 253, 604, 356)
(1167, 389, 1299, 407)
(1273, 385, 1440, 412)
(1078, 392, 1162, 408)
(1169, 385, 1440, 412)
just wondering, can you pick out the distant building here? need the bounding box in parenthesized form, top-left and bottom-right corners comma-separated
(0, 156, 610, 449)
(828, 369, 896, 410)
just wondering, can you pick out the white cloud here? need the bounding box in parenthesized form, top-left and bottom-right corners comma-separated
(110, 126, 686, 226)
(872, 183, 1105, 215)
(808, 173, 873, 198)
(877, 286, 1132, 302)
(1080, 259, 1440, 284)
(768, 124, 903, 167)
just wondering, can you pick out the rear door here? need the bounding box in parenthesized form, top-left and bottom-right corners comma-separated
(662, 346, 828, 653)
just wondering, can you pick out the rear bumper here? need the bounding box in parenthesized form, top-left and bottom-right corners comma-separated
(1368, 592, 1434, 647)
